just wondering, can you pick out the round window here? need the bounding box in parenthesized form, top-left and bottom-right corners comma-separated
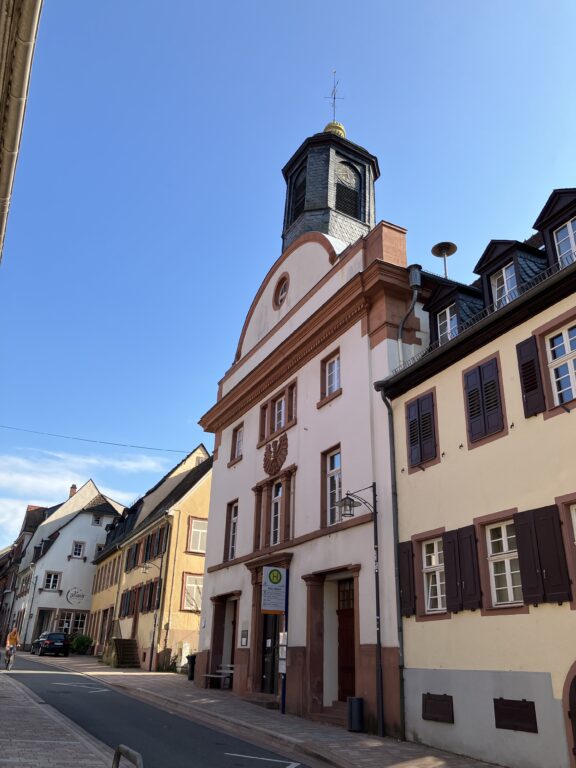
(273, 274, 289, 309)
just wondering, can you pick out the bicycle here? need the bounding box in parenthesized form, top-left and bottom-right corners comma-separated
(4, 645, 15, 670)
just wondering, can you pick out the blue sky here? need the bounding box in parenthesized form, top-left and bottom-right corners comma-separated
(0, 1, 574, 547)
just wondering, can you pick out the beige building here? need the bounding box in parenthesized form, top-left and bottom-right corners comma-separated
(376, 188, 576, 767)
(89, 445, 212, 670)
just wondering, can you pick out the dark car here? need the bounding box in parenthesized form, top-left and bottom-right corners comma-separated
(30, 632, 70, 656)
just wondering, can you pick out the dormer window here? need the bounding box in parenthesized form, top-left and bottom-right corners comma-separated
(491, 262, 517, 308)
(437, 304, 458, 345)
(554, 217, 576, 268)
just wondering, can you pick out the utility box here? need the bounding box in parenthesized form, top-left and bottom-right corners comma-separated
(347, 696, 364, 732)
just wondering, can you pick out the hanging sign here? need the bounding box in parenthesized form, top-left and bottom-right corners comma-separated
(261, 566, 287, 615)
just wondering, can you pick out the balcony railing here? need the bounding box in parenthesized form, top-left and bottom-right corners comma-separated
(392, 250, 576, 376)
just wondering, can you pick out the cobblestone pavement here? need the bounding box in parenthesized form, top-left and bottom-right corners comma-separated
(29, 655, 499, 768)
(0, 669, 112, 767)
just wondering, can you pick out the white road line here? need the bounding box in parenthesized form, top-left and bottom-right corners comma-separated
(224, 754, 300, 768)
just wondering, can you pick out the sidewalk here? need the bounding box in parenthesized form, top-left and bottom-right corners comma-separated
(30, 654, 497, 768)
(0, 669, 112, 767)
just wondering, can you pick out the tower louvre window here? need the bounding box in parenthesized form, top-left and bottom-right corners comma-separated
(335, 162, 360, 219)
(291, 167, 306, 223)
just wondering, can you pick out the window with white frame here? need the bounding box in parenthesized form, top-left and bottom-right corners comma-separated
(491, 263, 518, 308)
(272, 396, 286, 433)
(44, 572, 60, 590)
(231, 424, 244, 461)
(326, 354, 341, 396)
(183, 574, 203, 611)
(546, 323, 576, 405)
(437, 304, 458, 345)
(71, 541, 85, 558)
(58, 611, 73, 631)
(189, 519, 208, 553)
(73, 613, 87, 633)
(554, 217, 576, 268)
(270, 482, 282, 545)
(422, 538, 446, 612)
(486, 521, 522, 605)
(228, 502, 238, 560)
(327, 449, 342, 525)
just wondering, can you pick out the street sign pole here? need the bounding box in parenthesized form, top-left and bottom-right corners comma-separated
(280, 568, 289, 715)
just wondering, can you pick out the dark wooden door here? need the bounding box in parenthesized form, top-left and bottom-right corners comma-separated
(131, 588, 140, 639)
(569, 677, 576, 756)
(230, 600, 238, 665)
(337, 579, 355, 701)
(261, 614, 279, 694)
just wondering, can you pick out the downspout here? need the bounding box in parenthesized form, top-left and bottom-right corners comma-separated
(397, 265, 422, 365)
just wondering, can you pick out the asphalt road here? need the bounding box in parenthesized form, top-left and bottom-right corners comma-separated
(9, 656, 308, 768)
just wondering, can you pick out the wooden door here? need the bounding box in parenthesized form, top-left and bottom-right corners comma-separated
(569, 676, 576, 756)
(131, 588, 140, 639)
(261, 613, 279, 694)
(337, 579, 355, 701)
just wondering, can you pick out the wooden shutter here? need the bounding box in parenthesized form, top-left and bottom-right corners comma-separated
(398, 541, 416, 617)
(494, 698, 538, 733)
(443, 530, 462, 612)
(406, 401, 421, 466)
(422, 693, 454, 723)
(458, 525, 482, 610)
(514, 510, 544, 605)
(464, 368, 486, 442)
(419, 393, 437, 462)
(161, 525, 168, 553)
(480, 359, 504, 435)
(532, 505, 572, 603)
(155, 578, 162, 609)
(516, 337, 546, 417)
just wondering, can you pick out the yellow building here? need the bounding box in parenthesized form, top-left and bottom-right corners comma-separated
(376, 188, 576, 768)
(89, 445, 212, 670)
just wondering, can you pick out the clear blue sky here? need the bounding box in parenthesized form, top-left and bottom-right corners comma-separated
(0, 1, 574, 547)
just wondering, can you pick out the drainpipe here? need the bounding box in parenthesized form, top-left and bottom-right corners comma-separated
(397, 265, 422, 365)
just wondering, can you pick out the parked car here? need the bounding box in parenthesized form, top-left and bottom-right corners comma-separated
(30, 632, 70, 656)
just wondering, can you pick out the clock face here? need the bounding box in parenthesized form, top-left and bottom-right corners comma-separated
(336, 162, 359, 189)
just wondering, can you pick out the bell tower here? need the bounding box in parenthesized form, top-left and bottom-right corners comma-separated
(281, 122, 379, 252)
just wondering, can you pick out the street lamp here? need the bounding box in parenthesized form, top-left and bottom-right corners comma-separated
(336, 482, 385, 737)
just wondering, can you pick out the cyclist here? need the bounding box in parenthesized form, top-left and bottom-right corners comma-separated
(5, 626, 20, 670)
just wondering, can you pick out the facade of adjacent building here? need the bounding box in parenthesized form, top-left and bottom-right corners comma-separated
(90, 445, 212, 671)
(376, 189, 576, 767)
(197, 123, 427, 734)
(11, 481, 123, 647)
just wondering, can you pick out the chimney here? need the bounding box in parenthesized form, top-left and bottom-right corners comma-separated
(69, 484, 77, 498)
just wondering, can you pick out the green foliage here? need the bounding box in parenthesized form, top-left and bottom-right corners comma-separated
(70, 634, 92, 654)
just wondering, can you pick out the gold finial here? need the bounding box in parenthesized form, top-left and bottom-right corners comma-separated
(323, 121, 346, 138)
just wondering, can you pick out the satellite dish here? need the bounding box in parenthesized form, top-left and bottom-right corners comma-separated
(431, 241, 457, 279)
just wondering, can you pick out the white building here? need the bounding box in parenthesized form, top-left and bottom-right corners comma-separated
(197, 122, 428, 733)
(12, 480, 123, 646)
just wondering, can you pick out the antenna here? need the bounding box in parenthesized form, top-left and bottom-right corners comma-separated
(324, 70, 343, 122)
(431, 241, 457, 279)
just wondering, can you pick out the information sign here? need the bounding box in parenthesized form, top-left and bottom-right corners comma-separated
(261, 566, 287, 614)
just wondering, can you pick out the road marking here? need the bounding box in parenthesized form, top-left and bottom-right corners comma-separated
(51, 682, 108, 692)
(224, 754, 300, 768)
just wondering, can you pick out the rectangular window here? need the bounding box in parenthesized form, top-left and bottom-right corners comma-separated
(183, 574, 203, 611)
(259, 381, 297, 443)
(464, 357, 504, 443)
(491, 262, 518, 308)
(225, 501, 239, 561)
(71, 541, 85, 558)
(92, 515, 102, 526)
(326, 354, 341, 396)
(546, 323, 576, 405)
(44, 572, 60, 590)
(273, 396, 286, 432)
(487, 522, 522, 605)
(230, 424, 244, 461)
(270, 482, 282, 545)
(58, 611, 73, 631)
(189, 519, 208, 553)
(437, 304, 458, 345)
(327, 449, 342, 526)
(423, 538, 446, 612)
(73, 613, 87, 633)
(406, 392, 437, 467)
(554, 217, 576, 268)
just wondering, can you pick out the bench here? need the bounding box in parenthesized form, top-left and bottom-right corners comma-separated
(204, 664, 235, 689)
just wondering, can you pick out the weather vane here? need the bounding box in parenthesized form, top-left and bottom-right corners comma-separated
(325, 70, 343, 122)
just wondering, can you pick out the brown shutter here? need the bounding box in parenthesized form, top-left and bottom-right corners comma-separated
(464, 368, 485, 442)
(532, 505, 572, 603)
(419, 393, 437, 462)
(443, 530, 462, 612)
(516, 337, 546, 417)
(398, 541, 416, 617)
(458, 525, 482, 610)
(513, 510, 544, 605)
(406, 401, 421, 466)
(155, 578, 162, 609)
(480, 358, 504, 435)
(494, 698, 538, 733)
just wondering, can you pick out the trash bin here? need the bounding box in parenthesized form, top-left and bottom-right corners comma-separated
(186, 654, 197, 681)
(347, 696, 364, 732)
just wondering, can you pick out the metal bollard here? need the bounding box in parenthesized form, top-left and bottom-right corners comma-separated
(112, 744, 144, 768)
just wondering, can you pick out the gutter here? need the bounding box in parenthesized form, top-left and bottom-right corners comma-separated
(0, 0, 44, 263)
